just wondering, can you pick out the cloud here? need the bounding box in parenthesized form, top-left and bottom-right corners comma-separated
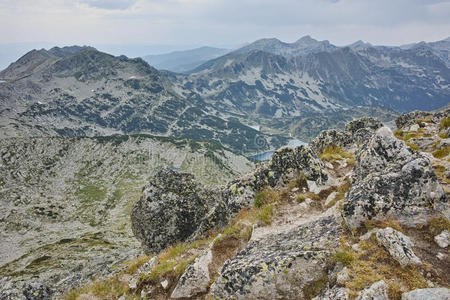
(77, 0, 138, 10)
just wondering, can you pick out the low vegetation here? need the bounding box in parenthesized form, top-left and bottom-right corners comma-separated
(320, 145, 353, 163)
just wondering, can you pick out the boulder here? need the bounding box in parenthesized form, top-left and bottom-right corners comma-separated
(22, 282, 52, 300)
(375, 227, 421, 267)
(171, 249, 213, 298)
(210, 214, 342, 299)
(401, 288, 450, 300)
(131, 167, 251, 253)
(356, 280, 389, 300)
(343, 127, 447, 229)
(434, 230, 449, 248)
(310, 129, 353, 154)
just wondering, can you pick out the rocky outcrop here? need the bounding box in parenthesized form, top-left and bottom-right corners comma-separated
(210, 214, 342, 299)
(131, 167, 251, 253)
(343, 127, 447, 229)
(401, 288, 450, 300)
(131, 145, 328, 253)
(395, 108, 450, 129)
(375, 227, 421, 267)
(310, 117, 383, 153)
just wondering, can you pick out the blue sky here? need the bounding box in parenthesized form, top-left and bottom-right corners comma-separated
(0, 0, 449, 67)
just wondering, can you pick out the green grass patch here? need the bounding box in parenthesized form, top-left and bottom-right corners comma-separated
(440, 117, 450, 130)
(320, 145, 353, 162)
(432, 147, 449, 159)
(256, 204, 274, 226)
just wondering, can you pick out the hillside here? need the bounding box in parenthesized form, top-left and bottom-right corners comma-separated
(15, 107, 447, 300)
(0, 135, 254, 296)
(0, 46, 285, 154)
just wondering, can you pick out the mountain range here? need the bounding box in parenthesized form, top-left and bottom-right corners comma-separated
(0, 36, 449, 154)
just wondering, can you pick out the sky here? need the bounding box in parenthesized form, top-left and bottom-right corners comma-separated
(0, 0, 449, 67)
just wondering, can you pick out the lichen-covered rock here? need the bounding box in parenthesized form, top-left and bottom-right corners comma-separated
(395, 111, 434, 129)
(310, 129, 353, 154)
(171, 249, 212, 298)
(345, 117, 383, 145)
(312, 286, 350, 300)
(356, 280, 389, 300)
(343, 127, 447, 229)
(131, 144, 329, 253)
(434, 230, 449, 248)
(265, 145, 328, 187)
(376, 227, 421, 267)
(22, 282, 52, 300)
(401, 288, 450, 300)
(310, 117, 383, 154)
(131, 167, 252, 253)
(210, 215, 342, 299)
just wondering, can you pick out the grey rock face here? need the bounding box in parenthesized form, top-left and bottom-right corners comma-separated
(131, 167, 244, 253)
(343, 127, 447, 229)
(356, 280, 389, 300)
(171, 249, 212, 298)
(376, 227, 421, 267)
(210, 215, 342, 299)
(434, 230, 450, 248)
(401, 288, 450, 300)
(310, 117, 382, 153)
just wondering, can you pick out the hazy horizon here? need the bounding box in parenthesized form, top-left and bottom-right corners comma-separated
(1, 0, 450, 69)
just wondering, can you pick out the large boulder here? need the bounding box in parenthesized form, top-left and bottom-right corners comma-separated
(343, 127, 447, 229)
(210, 214, 342, 299)
(310, 117, 383, 154)
(131, 167, 253, 253)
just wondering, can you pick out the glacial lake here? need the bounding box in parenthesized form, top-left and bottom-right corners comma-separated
(249, 139, 308, 161)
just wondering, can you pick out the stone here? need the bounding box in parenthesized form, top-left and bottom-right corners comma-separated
(210, 214, 342, 299)
(312, 286, 350, 300)
(343, 127, 447, 229)
(409, 124, 420, 132)
(434, 230, 449, 248)
(337, 267, 350, 285)
(356, 280, 389, 300)
(131, 167, 253, 253)
(375, 227, 421, 267)
(437, 252, 446, 260)
(401, 288, 450, 300)
(171, 249, 213, 298)
(161, 279, 169, 289)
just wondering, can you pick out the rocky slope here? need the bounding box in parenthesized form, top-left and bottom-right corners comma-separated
(31, 107, 448, 300)
(0, 135, 254, 297)
(3, 37, 450, 153)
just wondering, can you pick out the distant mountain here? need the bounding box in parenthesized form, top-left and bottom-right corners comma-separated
(400, 37, 450, 66)
(143, 46, 230, 73)
(0, 47, 286, 153)
(232, 35, 337, 57)
(186, 43, 449, 115)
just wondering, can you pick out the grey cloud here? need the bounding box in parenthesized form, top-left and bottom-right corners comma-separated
(78, 0, 137, 10)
